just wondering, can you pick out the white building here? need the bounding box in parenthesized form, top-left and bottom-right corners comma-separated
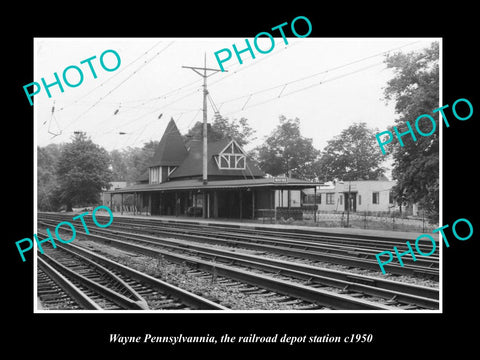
(307, 180, 400, 213)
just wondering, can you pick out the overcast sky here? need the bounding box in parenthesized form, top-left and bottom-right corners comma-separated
(34, 37, 439, 164)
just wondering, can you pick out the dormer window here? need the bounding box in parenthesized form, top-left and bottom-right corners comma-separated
(214, 140, 246, 170)
(149, 166, 161, 184)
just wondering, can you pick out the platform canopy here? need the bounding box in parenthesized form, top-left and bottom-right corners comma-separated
(104, 177, 321, 194)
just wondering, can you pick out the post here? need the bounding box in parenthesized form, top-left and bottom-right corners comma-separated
(134, 192, 137, 215)
(121, 193, 124, 215)
(202, 56, 208, 186)
(313, 186, 317, 223)
(239, 191, 243, 220)
(213, 191, 218, 218)
(252, 190, 255, 220)
(203, 191, 207, 218)
(207, 192, 210, 218)
(273, 189, 277, 224)
(175, 192, 178, 217)
(182, 56, 223, 217)
(346, 183, 351, 228)
(194, 193, 198, 218)
(148, 193, 152, 216)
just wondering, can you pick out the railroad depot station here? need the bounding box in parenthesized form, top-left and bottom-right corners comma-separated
(104, 118, 321, 220)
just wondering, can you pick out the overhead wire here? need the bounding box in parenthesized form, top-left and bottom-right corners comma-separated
(223, 61, 385, 115)
(215, 40, 421, 114)
(80, 41, 300, 148)
(118, 41, 418, 148)
(55, 39, 423, 149)
(60, 41, 175, 133)
(56, 40, 165, 113)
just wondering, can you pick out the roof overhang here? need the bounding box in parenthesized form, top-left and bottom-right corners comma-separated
(104, 178, 322, 194)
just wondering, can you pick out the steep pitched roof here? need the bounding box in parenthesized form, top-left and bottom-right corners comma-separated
(170, 138, 265, 179)
(148, 118, 188, 167)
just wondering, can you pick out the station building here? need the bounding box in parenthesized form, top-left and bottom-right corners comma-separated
(104, 118, 320, 219)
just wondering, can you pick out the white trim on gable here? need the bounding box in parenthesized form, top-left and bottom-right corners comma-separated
(216, 140, 246, 170)
(219, 139, 247, 156)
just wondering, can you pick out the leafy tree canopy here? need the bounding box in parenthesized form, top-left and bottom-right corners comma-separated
(252, 116, 319, 179)
(316, 122, 386, 182)
(55, 132, 113, 211)
(37, 143, 63, 211)
(184, 114, 255, 147)
(383, 42, 439, 221)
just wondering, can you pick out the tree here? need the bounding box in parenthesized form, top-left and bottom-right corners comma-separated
(109, 149, 128, 181)
(38, 143, 63, 211)
(316, 122, 386, 181)
(184, 114, 256, 146)
(252, 116, 319, 179)
(383, 42, 439, 221)
(109, 140, 158, 183)
(56, 132, 113, 211)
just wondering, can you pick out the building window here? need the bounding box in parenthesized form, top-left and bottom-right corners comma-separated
(149, 166, 162, 184)
(215, 140, 246, 170)
(326, 193, 335, 205)
(339, 195, 343, 205)
(358, 194, 361, 205)
(389, 191, 394, 204)
(372, 192, 380, 204)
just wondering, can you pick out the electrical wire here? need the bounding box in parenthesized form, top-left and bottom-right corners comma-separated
(61, 41, 175, 132)
(57, 40, 165, 112)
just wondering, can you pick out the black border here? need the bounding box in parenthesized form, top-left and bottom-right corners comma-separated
(6, 4, 478, 356)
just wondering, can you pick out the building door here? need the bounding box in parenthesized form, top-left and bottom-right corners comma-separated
(344, 192, 357, 212)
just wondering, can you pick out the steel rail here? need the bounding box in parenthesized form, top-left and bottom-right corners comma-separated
(39, 251, 148, 310)
(47, 227, 412, 310)
(40, 217, 439, 281)
(38, 218, 438, 278)
(45, 243, 149, 308)
(77, 226, 439, 309)
(106, 221, 439, 267)
(55, 242, 229, 310)
(95, 214, 439, 247)
(38, 213, 440, 262)
(38, 212, 435, 248)
(37, 256, 102, 310)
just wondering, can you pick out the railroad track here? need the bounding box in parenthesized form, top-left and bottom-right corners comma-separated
(70, 213, 439, 251)
(38, 214, 439, 278)
(37, 234, 227, 311)
(40, 223, 439, 310)
(37, 257, 102, 310)
(114, 216, 431, 247)
(40, 212, 424, 250)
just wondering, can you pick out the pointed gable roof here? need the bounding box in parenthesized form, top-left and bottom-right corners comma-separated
(170, 137, 265, 179)
(149, 118, 188, 167)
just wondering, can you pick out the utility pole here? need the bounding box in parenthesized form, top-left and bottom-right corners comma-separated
(182, 54, 224, 217)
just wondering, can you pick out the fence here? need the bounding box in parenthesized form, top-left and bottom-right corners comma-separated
(257, 207, 435, 232)
(107, 204, 151, 216)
